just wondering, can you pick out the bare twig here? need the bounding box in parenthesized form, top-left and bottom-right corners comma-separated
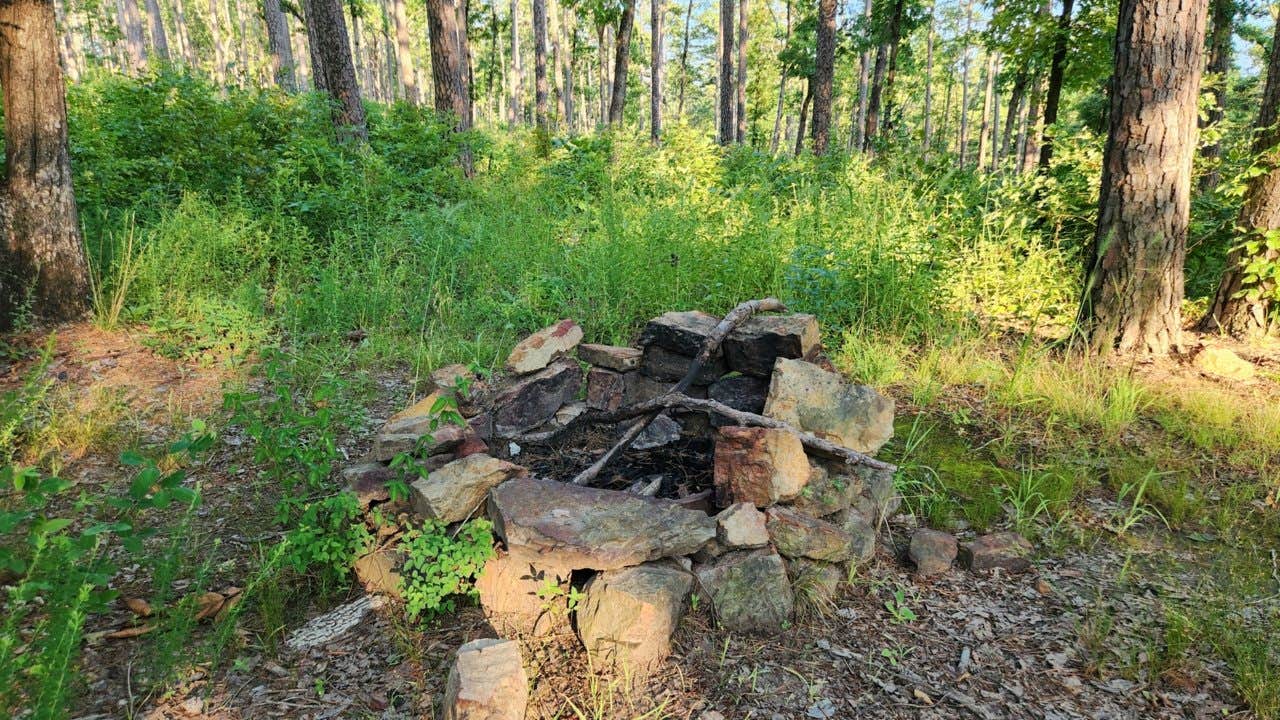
(570, 298, 786, 485)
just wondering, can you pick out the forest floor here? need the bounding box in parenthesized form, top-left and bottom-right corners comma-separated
(4, 321, 1279, 720)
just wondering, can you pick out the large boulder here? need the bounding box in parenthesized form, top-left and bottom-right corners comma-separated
(640, 345, 726, 385)
(410, 454, 527, 523)
(639, 310, 719, 357)
(765, 506, 855, 562)
(724, 314, 821, 377)
(695, 549, 793, 633)
(475, 552, 572, 637)
(577, 562, 693, 671)
(579, 343, 643, 372)
(763, 358, 895, 454)
(506, 319, 584, 375)
(713, 426, 810, 507)
(493, 359, 583, 435)
(488, 478, 716, 570)
(442, 638, 528, 720)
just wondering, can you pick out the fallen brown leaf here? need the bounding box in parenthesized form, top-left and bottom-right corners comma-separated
(194, 591, 225, 621)
(106, 624, 156, 640)
(124, 597, 153, 617)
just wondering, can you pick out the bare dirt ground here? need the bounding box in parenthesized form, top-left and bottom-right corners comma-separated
(4, 322, 1277, 720)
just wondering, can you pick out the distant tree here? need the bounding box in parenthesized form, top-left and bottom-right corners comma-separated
(606, 0, 632, 122)
(119, 0, 148, 71)
(1078, 0, 1208, 355)
(1198, 12, 1280, 337)
(306, 0, 366, 139)
(735, 0, 747, 142)
(427, 0, 475, 170)
(264, 0, 298, 90)
(143, 0, 170, 60)
(1037, 0, 1074, 170)
(1198, 0, 1234, 191)
(510, 0, 523, 122)
(650, 0, 663, 141)
(718, 0, 734, 143)
(0, 0, 91, 330)
(392, 0, 418, 102)
(809, 0, 835, 153)
(534, 0, 550, 130)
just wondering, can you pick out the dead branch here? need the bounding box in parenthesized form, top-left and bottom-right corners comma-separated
(570, 298, 786, 486)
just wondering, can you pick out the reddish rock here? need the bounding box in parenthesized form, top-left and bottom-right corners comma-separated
(493, 359, 583, 435)
(909, 528, 957, 577)
(765, 506, 856, 562)
(713, 426, 810, 507)
(724, 314, 822, 377)
(506, 319, 584, 375)
(586, 367, 627, 411)
(343, 462, 396, 507)
(372, 422, 469, 462)
(959, 532, 1034, 573)
(455, 433, 488, 458)
(639, 310, 720, 357)
(578, 343, 643, 371)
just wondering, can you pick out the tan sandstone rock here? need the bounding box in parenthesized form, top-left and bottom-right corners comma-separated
(713, 426, 810, 507)
(410, 454, 527, 523)
(506, 319, 584, 375)
(763, 358, 895, 454)
(442, 638, 528, 720)
(577, 562, 693, 671)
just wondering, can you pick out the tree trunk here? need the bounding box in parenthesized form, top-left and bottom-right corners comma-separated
(509, 0, 521, 122)
(1001, 67, 1026, 165)
(607, 0, 634, 123)
(976, 51, 995, 171)
(1198, 0, 1232, 192)
(794, 78, 811, 156)
(771, 0, 790, 153)
(427, 0, 473, 171)
(455, 0, 473, 126)
(1079, 0, 1207, 355)
(392, 0, 417, 102)
(879, 0, 905, 134)
(0, 0, 90, 330)
(1199, 10, 1280, 337)
(650, 0, 663, 141)
(306, 0, 366, 140)
(1021, 76, 1043, 172)
(676, 0, 692, 119)
(989, 55, 1000, 171)
(301, 0, 327, 91)
(264, 0, 297, 90)
(717, 0, 734, 143)
(533, 0, 548, 129)
(852, 0, 871, 151)
(735, 0, 747, 142)
(922, 16, 934, 155)
(809, 0, 835, 154)
(559, 2, 575, 131)
(1038, 0, 1075, 171)
(120, 0, 147, 71)
(143, 0, 169, 60)
(956, 2, 972, 165)
(173, 0, 195, 65)
(863, 42, 887, 150)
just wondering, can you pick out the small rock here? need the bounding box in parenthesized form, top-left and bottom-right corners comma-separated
(632, 414, 682, 450)
(586, 367, 627, 411)
(353, 549, 403, 598)
(695, 549, 793, 633)
(342, 462, 396, 507)
(640, 344, 726, 385)
(848, 463, 901, 523)
(1193, 346, 1256, 380)
(765, 506, 855, 562)
(475, 552, 572, 637)
(431, 363, 476, 394)
(707, 374, 769, 427)
(763, 358, 895, 454)
(909, 528, 957, 577)
(442, 638, 528, 720)
(410, 454, 527, 523)
(716, 502, 770, 549)
(372, 422, 469, 462)
(493, 359, 583, 435)
(639, 310, 720, 357)
(724, 313, 822, 377)
(713, 426, 810, 507)
(790, 463, 858, 518)
(577, 563, 693, 671)
(829, 507, 877, 563)
(578, 343, 643, 371)
(455, 433, 489, 459)
(959, 532, 1034, 573)
(506, 319, 584, 375)
(555, 401, 587, 426)
(489, 478, 715, 570)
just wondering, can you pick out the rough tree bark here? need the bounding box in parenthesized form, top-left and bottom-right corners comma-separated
(1198, 0, 1233, 192)
(1001, 67, 1027, 165)
(0, 0, 91, 330)
(1078, 0, 1208, 356)
(717, 0, 734, 143)
(119, 0, 147, 71)
(607, 0, 634, 123)
(676, 0, 692, 119)
(879, 0, 906, 134)
(301, 0, 327, 91)
(771, 0, 790, 153)
(509, 0, 522, 122)
(143, 0, 169, 60)
(1198, 11, 1280, 337)
(650, 0, 663, 141)
(852, 0, 872, 152)
(956, 1, 972, 165)
(794, 78, 811, 155)
(392, 0, 417, 102)
(976, 51, 995, 171)
(1037, 0, 1075, 171)
(427, 0, 474, 171)
(533, 0, 548, 130)
(734, 0, 747, 142)
(810, 0, 836, 154)
(264, 0, 297, 90)
(306, 0, 366, 139)
(1020, 76, 1043, 173)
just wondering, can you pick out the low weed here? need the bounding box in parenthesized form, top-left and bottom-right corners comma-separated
(399, 519, 495, 620)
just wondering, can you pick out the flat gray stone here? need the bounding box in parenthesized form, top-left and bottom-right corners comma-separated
(764, 358, 895, 454)
(410, 454, 527, 523)
(724, 314, 822, 377)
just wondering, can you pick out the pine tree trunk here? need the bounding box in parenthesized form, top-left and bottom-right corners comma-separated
(989, 55, 1000, 172)
(393, 0, 417, 102)
(863, 43, 887, 150)
(559, 3, 575, 131)
(607, 0, 633, 123)
(650, 0, 663, 141)
(976, 51, 995, 171)
(120, 0, 147, 71)
(1199, 11, 1280, 337)
(1038, 0, 1075, 171)
(676, 0, 692, 119)
(956, 2, 972, 165)
(0, 0, 90, 329)
(1197, 0, 1232, 192)
(306, 0, 366, 140)
(809, 0, 835, 154)
(264, 0, 297, 90)
(794, 78, 810, 155)
(532, 0, 548, 129)
(143, 0, 169, 59)
(771, 0, 789, 154)
(1079, 0, 1207, 355)
(879, 0, 905, 134)
(301, 0, 327, 91)
(1001, 67, 1026, 164)
(1021, 76, 1043, 173)
(455, 0, 473, 125)
(734, 0, 747, 142)
(173, 0, 195, 65)
(852, 0, 871, 151)
(717, 0, 734, 143)
(427, 0, 473, 171)
(509, 0, 521, 122)
(922, 17, 934, 155)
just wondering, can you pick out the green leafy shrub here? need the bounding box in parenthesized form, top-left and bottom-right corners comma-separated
(284, 492, 371, 586)
(399, 519, 494, 620)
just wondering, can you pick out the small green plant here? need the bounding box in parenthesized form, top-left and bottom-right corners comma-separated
(884, 587, 918, 624)
(880, 644, 913, 667)
(87, 213, 142, 330)
(1110, 469, 1170, 536)
(999, 469, 1054, 536)
(0, 339, 54, 464)
(399, 518, 494, 620)
(284, 492, 372, 586)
